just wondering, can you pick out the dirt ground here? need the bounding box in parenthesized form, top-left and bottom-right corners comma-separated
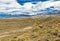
(0, 15, 60, 41)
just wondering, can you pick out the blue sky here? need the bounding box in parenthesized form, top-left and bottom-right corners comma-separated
(17, 0, 48, 5)
(0, 0, 60, 15)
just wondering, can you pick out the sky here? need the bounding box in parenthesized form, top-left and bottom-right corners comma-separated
(0, 0, 60, 15)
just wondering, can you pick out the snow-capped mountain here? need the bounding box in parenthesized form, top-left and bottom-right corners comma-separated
(0, 12, 31, 18)
(34, 10, 60, 15)
(0, 10, 60, 18)
(49, 10, 60, 14)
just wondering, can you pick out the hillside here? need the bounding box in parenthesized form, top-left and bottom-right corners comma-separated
(0, 15, 60, 41)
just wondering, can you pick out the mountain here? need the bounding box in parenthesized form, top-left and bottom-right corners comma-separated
(0, 10, 60, 18)
(0, 12, 31, 18)
(36, 10, 60, 15)
(50, 10, 60, 14)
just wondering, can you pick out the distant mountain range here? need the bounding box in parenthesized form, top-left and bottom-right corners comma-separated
(0, 12, 31, 18)
(36, 10, 60, 15)
(49, 10, 60, 15)
(0, 10, 60, 18)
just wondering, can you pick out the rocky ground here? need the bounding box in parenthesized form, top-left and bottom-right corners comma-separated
(0, 15, 60, 41)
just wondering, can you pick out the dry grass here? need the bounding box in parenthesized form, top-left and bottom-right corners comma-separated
(0, 15, 60, 41)
(0, 17, 35, 32)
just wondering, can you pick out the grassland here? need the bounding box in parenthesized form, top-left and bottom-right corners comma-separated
(0, 15, 60, 41)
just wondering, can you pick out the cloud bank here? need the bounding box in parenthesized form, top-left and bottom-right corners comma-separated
(0, 0, 60, 15)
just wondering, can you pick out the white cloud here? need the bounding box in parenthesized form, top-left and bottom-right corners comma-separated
(24, 2, 34, 10)
(0, 0, 60, 15)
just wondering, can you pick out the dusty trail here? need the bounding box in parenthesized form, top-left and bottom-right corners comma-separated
(0, 26, 33, 38)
